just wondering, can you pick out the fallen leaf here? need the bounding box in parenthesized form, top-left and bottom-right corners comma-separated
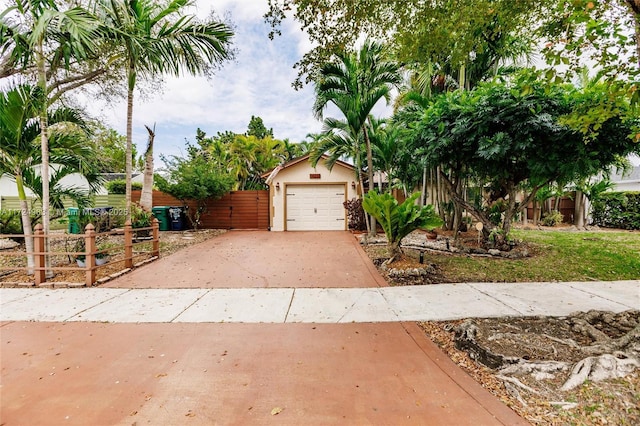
(271, 407, 283, 416)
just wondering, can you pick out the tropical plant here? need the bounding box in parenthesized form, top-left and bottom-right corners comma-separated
(313, 39, 402, 236)
(541, 210, 564, 227)
(0, 84, 98, 272)
(246, 115, 273, 139)
(129, 203, 153, 229)
(414, 74, 640, 243)
(2, 0, 105, 274)
(88, 122, 143, 173)
(97, 0, 234, 221)
(157, 154, 234, 230)
(266, 0, 545, 89)
(362, 191, 442, 262)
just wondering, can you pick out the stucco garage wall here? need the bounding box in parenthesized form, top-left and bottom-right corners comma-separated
(269, 158, 357, 231)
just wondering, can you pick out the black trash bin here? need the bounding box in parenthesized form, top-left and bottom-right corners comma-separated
(169, 206, 184, 231)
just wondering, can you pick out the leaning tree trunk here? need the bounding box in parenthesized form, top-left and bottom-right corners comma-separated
(452, 177, 464, 235)
(139, 124, 155, 212)
(575, 190, 585, 228)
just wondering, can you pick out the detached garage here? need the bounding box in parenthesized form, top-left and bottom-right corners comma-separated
(263, 154, 358, 231)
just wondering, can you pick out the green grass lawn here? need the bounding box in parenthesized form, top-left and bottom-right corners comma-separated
(426, 229, 640, 282)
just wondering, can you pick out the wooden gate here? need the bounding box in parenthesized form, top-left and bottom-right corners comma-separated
(199, 190, 269, 230)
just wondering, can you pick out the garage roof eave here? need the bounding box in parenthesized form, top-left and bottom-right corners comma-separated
(261, 154, 355, 183)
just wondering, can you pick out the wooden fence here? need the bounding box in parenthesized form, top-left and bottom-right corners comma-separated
(131, 190, 269, 230)
(526, 194, 576, 223)
(1, 190, 270, 230)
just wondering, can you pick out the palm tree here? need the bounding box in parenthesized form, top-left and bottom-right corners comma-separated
(0, 84, 99, 272)
(313, 39, 401, 235)
(2, 0, 103, 274)
(98, 0, 233, 219)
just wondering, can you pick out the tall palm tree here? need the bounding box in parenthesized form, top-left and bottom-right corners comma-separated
(313, 39, 401, 235)
(98, 0, 233, 219)
(0, 84, 99, 272)
(2, 0, 103, 274)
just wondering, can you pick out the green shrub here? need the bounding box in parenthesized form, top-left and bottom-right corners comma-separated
(0, 210, 22, 235)
(541, 210, 564, 227)
(106, 179, 142, 194)
(591, 192, 640, 230)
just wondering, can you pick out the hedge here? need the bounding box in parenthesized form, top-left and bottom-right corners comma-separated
(591, 192, 640, 230)
(106, 179, 143, 194)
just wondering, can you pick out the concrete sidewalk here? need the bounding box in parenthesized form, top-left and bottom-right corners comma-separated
(1, 280, 637, 323)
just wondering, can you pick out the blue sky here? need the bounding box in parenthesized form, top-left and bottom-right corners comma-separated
(86, 0, 393, 166)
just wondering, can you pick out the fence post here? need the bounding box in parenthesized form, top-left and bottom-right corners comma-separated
(33, 224, 46, 285)
(84, 223, 96, 287)
(152, 218, 160, 257)
(124, 220, 133, 269)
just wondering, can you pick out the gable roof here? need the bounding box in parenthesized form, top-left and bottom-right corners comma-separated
(261, 153, 355, 183)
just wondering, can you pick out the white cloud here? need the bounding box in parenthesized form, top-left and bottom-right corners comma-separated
(83, 0, 397, 164)
(88, 0, 330, 162)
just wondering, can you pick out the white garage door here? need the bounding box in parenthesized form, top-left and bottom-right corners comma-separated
(286, 184, 346, 231)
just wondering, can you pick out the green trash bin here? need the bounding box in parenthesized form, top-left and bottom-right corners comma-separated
(152, 206, 171, 231)
(67, 207, 80, 234)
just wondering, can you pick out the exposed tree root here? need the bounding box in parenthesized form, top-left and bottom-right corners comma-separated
(560, 353, 640, 391)
(452, 310, 640, 393)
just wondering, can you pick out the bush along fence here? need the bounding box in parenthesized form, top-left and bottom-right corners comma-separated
(591, 192, 640, 230)
(0, 219, 160, 287)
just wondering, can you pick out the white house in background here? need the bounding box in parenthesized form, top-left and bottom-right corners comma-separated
(610, 166, 640, 192)
(0, 167, 143, 198)
(262, 154, 358, 231)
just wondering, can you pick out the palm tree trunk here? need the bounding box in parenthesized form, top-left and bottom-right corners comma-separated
(16, 175, 34, 274)
(36, 37, 52, 277)
(126, 66, 135, 223)
(363, 124, 376, 236)
(354, 139, 370, 233)
(139, 125, 155, 211)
